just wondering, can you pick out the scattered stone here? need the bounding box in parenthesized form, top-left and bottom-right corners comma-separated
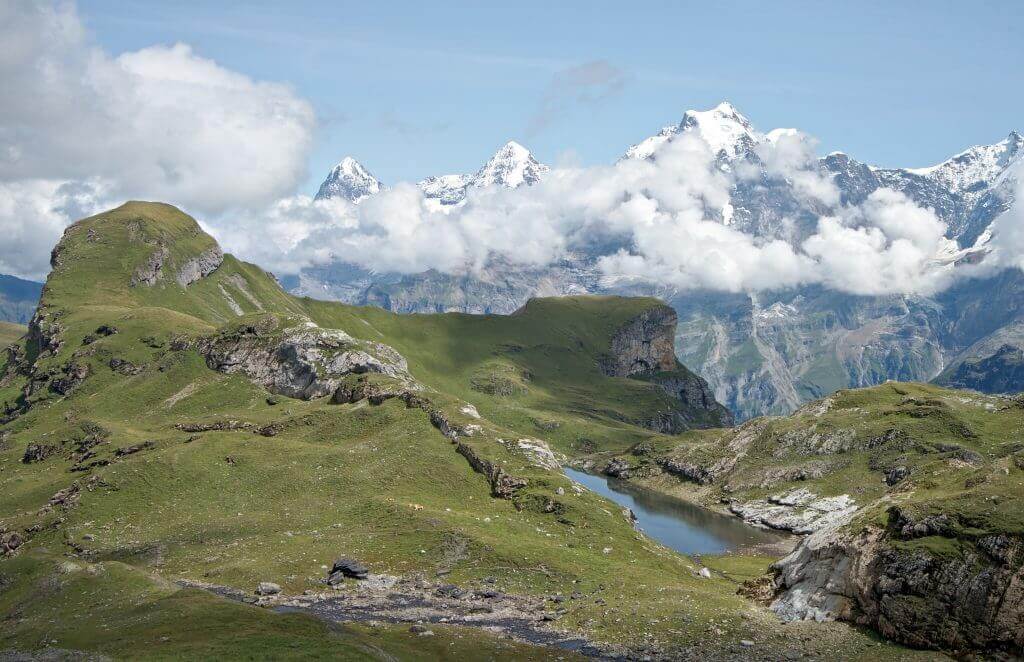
(555, 487, 565, 496)
(51, 362, 90, 395)
(95, 325, 118, 337)
(436, 584, 464, 599)
(409, 624, 431, 634)
(176, 420, 253, 433)
(330, 557, 369, 580)
(699, 567, 712, 579)
(115, 440, 156, 457)
(1, 531, 23, 554)
(109, 358, 143, 376)
(884, 466, 910, 486)
(740, 640, 755, 648)
(22, 443, 58, 464)
(255, 582, 281, 596)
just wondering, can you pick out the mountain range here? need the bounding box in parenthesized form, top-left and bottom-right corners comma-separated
(301, 102, 1023, 420)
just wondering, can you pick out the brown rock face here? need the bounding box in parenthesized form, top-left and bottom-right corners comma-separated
(598, 305, 678, 377)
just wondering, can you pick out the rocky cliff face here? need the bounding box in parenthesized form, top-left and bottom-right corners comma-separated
(771, 513, 1024, 656)
(176, 247, 224, 287)
(598, 305, 678, 377)
(601, 304, 734, 430)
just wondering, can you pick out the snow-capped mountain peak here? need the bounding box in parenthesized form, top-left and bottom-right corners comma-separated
(315, 157, 383, 203)
(624, 101, 762, 161)
(904, 131, 1023, 195)
(416, 141, 549, 207)
(471, 140, 549, 189)
(623, 124, 680, 161)
(679, 101, 761, 159)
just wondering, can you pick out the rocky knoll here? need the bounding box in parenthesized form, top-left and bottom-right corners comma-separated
(600, 304, 734, 430)
(199, 314, 416, 400)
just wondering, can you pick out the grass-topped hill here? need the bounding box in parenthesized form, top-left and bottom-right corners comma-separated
(0, 202, 923, 659)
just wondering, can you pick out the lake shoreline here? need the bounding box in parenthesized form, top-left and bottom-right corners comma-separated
(563, 467, 797, 559)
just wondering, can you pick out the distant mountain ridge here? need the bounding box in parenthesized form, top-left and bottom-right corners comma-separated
(301, 104, 1023, 419)
(0, 273, 43, 325)
(317, 140, 549, 207)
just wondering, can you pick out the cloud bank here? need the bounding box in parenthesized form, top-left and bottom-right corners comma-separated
(214, 132, 962, 297)
(0, 0, 314, 278)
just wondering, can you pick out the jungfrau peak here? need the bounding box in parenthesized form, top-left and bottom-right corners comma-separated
(314, 156, 383, 203)
(679, 101, 760, 160)
(624, 101, 762, 161)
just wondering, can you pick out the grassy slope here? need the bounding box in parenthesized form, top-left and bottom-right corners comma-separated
(0, 321, 25, 347)
(0, 202, 928, 659)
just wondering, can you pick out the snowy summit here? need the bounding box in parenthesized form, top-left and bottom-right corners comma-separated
(314, 157, 383, 203)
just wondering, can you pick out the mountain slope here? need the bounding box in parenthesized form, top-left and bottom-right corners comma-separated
(0, 321, 25, 347)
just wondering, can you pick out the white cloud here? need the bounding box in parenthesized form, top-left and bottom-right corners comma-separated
(750, 129, 841, 206)
(980, 168, 1024, 275)
(0, 0, 315, 278)
(802, 189, 952, 296)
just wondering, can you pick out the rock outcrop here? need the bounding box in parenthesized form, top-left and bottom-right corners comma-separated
(176, 247, 224, 287)
(130, 244, 169, 287)
(770, 512, 1024, 656)
(200, 316, 415, 401)
(729, 488, 857, 534)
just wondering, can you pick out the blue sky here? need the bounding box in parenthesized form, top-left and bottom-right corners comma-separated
(78, 0, 1024, 192)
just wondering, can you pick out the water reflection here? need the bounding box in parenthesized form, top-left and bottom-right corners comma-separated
(564, 467, 788, 555)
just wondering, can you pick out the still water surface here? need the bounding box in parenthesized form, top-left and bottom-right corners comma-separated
(563, 467, 789, 555)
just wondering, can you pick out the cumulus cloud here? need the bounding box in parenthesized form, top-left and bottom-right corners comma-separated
(0, 0, 315, 278)
(753, 129, 841, 206)
(803, 189, 952, 295)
